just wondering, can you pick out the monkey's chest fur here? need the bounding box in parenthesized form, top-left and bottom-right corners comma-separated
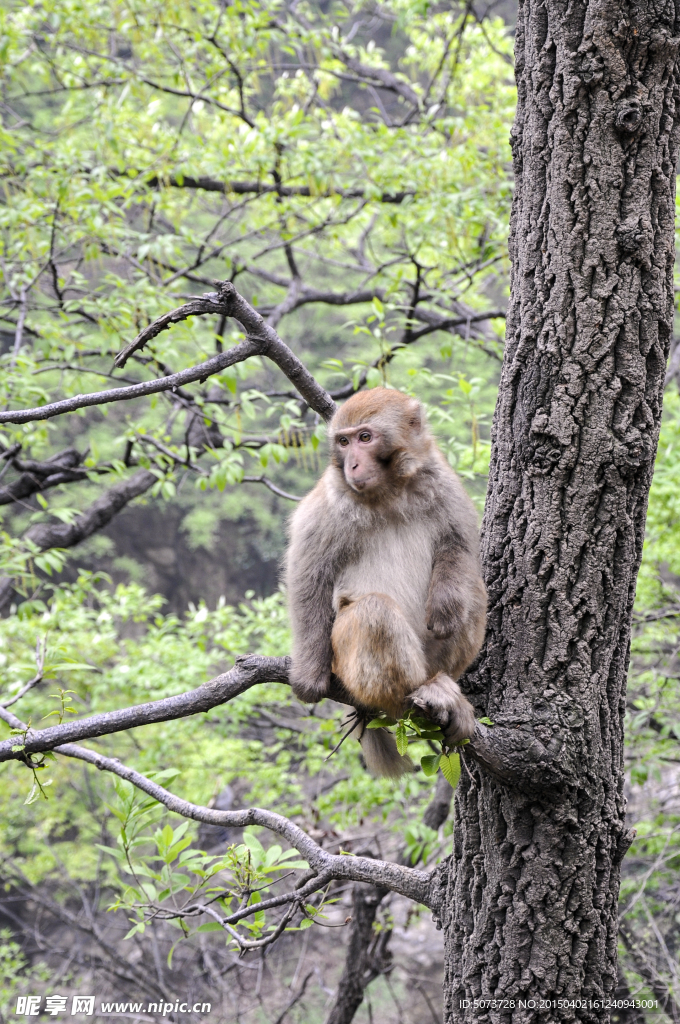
(330, 521, 443, 716)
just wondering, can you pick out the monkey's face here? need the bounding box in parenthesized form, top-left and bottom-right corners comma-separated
(334, 424, 390, 494)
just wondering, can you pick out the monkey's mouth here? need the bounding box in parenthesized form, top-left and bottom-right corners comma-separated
(348, 473, 382, 493)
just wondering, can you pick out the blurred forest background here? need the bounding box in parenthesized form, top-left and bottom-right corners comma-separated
(1, 0, 680, 1021)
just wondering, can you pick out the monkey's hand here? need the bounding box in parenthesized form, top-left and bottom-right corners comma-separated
(425, 602, 456, 640)
(409, 673, 477, 744)
(289, 662, 332, 704)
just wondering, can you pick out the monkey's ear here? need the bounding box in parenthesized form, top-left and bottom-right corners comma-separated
(407, 400, 422, 432)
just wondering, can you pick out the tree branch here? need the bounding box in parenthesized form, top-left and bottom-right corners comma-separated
(242, 475, 302, 501)
(114, 282, 338, 421)
(142, 174, 411, 204)
(44, 743, 434, 907)
(0, 648, 576, 794)
(325, 774, 453, 1024)
(465, 720, 580, 791)
(23, 468, 157, 550)
(0, 283, 337, 425)
(0, 655, 291, 761)
(619, 923, 680, 1021)
(0, 467, 160, 613)
(338, 53, 420, 109)
(0, 448, 88, 505)
(3, 696, 430, 942)
(0, 338, 259, 425)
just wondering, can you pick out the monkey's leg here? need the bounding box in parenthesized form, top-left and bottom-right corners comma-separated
(409, 673, 477, 745)
(331, 593, 427, 719)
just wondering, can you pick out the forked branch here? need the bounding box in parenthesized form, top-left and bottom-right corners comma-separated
(0, 283, 337, 426)
(57, 742, 433, 906)
(0, 691, 431, 907)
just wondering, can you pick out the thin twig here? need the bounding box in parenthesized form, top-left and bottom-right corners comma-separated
(10, 286, 27, 365)
(324, 712, 362, 762)
(242, 475, 302, 501)
(1, 637, 46, 709)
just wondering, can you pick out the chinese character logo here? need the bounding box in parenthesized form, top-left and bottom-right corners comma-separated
(15, 996, 41, 1016)
(45, 995, 68, 1016)
(71, 996, 95, 1015)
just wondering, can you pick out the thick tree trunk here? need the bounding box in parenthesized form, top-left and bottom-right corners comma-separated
(438, 4, 680, 1021)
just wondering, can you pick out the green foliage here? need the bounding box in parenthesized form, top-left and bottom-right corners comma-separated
(0, 570, 443, 899)
(0, 930, 51, 1019)
(367, 709, 468, 789)
(0, 0, 512, 565)
(622, 387, 680, 1004)
(99, 779, 313, 953)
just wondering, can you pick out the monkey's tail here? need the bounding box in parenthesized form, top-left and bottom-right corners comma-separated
(358, 723, 413, 778)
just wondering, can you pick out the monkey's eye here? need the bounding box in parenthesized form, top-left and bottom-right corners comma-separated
(358, 431, 372, 443)
(337, 436, 349, 447)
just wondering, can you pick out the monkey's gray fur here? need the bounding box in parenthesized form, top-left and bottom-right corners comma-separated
(285, 388, 486, 776)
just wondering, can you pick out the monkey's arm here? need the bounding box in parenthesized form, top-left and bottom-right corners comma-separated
(286, 490, 339, 703)
(426, 540, 487, 668)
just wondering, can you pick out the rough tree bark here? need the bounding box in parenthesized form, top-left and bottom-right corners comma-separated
(438, 4, 680, 1021)
(324, 775, 454, 1024)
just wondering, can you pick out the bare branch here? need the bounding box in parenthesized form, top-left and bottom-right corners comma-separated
(409, 307, 506, 343)
(0, 447, 89, 506)
(272, 973, 314, 1024)
(23, 468, 157, 550)
(339, 53, 420, 109)
(326, 881, 392, 1024)
(0, 280, 337, 425)
(114, 281, 337, 420)
(0, 646, 568, 793)
(619, 923, 680, 1021)
(0, 467, 160, 612)
(113, 293, 236, 366)
(0, 654, 290, 762)
(0, 337, 260, 425)
(136, 77, 256, 127)
(54, 742, 433, 906)
(242, 475, 302, 501)
(1, 679, 433, 907)
(142, 174, 411, 204)
(325, 772, 453, 1023)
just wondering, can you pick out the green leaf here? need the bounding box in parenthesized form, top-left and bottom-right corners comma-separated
(242, 830, 266, 863)
(24, 781, 40, 805)
(420, 754, 440, 777)
(396, 720, 408, 755)
(124, 922, 146, 939)
(264, 844, 283, 867)
(477, 717, 495, 726)
(440, 752, 461, 789)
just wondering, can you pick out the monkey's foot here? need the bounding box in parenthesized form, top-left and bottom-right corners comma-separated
(409, 673, 477, 745)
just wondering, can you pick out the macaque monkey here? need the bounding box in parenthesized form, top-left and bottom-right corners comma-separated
(285, 388, 486, 777)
